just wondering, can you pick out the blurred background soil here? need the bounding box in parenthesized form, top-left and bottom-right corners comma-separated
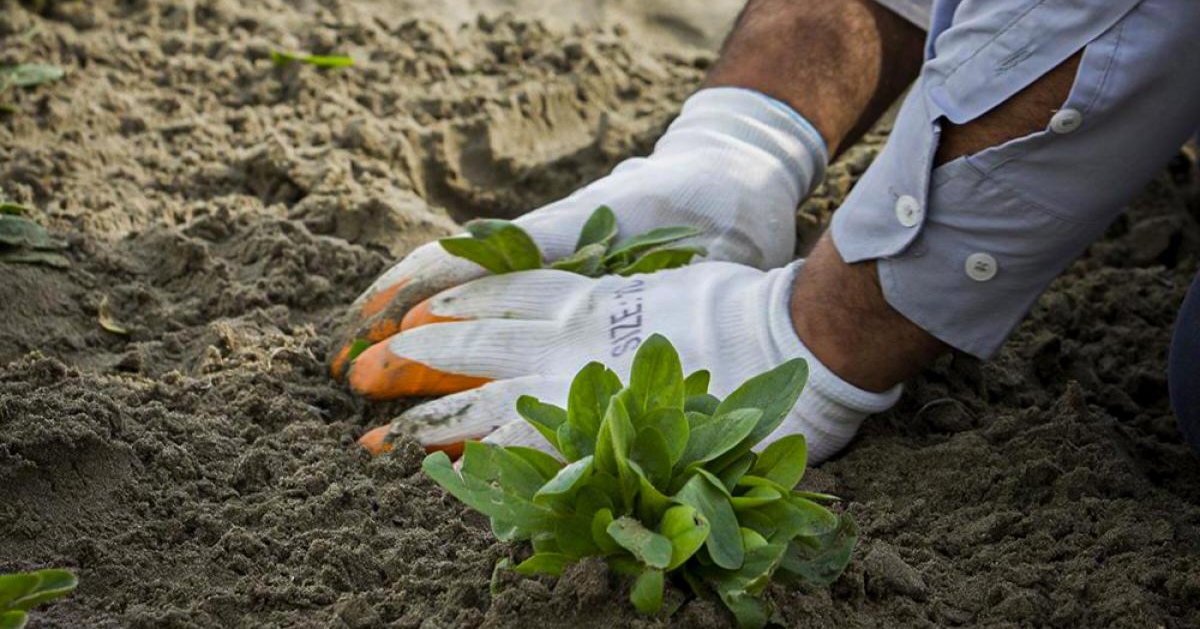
(1, 0, 1198, 627)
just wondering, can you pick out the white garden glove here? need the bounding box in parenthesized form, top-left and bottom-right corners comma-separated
(330, 88, 827, 378)
(350, 261, 900, 464)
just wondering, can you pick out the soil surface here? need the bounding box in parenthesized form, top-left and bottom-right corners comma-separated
(3, 1, 1200, 628)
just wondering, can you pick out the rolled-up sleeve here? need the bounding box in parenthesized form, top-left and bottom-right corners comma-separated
(832, 0, 1200, 358)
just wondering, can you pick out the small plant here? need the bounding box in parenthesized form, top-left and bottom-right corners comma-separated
(439, 206, 707, 277)
(270, 51, 354, 68)
(0, 64, 65, 113)
(0, 203, 69, 268)
(423, 335, 857, 628)
(0, 569, 78, 629)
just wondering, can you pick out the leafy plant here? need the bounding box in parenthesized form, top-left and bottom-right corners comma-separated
(270, 51, 354, 68)
(422, 335, 857, 628)
(439, 206, 706, 277)
(0, 569, 77, 629)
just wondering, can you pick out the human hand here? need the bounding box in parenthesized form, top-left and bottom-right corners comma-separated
(351, 261, 900, 465)
(329, 87, 827, 379)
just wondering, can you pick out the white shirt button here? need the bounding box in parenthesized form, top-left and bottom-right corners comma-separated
(895, 195, 923, 228)
(1049, 108, 1083, 134)
(965, 253, 998, 282)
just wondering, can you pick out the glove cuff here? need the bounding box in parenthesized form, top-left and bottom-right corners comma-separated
(669, 87, 830, 192)
(764, 261, 903, 413)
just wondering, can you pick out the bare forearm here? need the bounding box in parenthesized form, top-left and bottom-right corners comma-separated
(704, 0, 924, 156)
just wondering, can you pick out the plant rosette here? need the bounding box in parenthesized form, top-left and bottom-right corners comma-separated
(422, 334, 857, 628)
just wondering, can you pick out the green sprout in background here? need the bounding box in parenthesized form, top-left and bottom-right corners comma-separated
(439, 205, 707, 277)
(0, 569, 78, 629)
(0, 63, 65, 113)
(270, 51, 355, 68)
(422, 335, 857, 628)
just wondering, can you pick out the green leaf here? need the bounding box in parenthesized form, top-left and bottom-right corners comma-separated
(506, 446, 563, 482)
(630, 568, 664, 614)
(555, 513, 602, 558)
(715, 451, 757, 493)
(531, 532, 560, 554)
(549, 243, 606, 276)
(751, 434, 808, 490)
(595, 393, 643, 511)
(514, 552, 571, 576)
(574, 484, 614, 518)
(640, 408, 688, 465)
(627, 334, 684, 416)
(0, 203, 30, 216)
(2, 64, 65, 88)
(676, 409, 761, 471)
(270, 51, 354, 68)
(606, 517, 673, 569)
(712, 542, 787, 629)
(5, 570, 76, 612)
(0, 216, 64, 250)
(779, 514, 858, 586)
(750, 495, 839, 542)
(564, 363, 622, 459)
(684, 370, 711, 397)
(685, 394, 721, 416)
(439, 237, 511, 274)
(630, 462, 674, 524)
(730, 485, 784, 510)
(516, 395, 567, 452)
(606, 225, 703, 261)
(738, 510, 777, 540)
(464, 219, 543, 271)
(714, 358, 808, 449)
(465, 442, 551, 499)
(423, 450, 553, 539)
(674, 473, 743, 570)
(575, 205, 619, 251)
(533, 456, 593, 509)
(594, 394, 635, 482)
(629, 428, 671, 489)
(345, 338, 373, 364)
(659, 505, 711, 570)
(0, 610, 26, 629)
(617, 245, 705, 276)
(0, 574, 37, 608)
(590, 508, 621, 555)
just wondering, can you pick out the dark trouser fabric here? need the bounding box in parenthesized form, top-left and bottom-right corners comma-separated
(1171, 270, 1200, 455)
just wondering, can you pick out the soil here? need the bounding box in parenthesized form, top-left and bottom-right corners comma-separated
(2, 1, 1200, 628)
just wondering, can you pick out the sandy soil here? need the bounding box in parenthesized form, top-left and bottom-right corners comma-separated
(2, 1, 1199, 627)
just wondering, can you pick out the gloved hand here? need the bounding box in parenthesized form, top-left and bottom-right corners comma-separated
(351, 261, 901, 464)
(330, 87, 828, 378)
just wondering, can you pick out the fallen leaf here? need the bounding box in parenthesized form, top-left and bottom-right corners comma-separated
(98, 295, 129, 335)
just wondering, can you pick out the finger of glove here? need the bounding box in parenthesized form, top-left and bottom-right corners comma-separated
(330, 242, 486, 380)
(359, 376, 569, 456)
(401, 269, 592, 331)
(348, 318, 559, 400)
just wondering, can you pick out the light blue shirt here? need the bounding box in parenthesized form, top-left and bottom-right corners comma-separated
(838, 0, 1200, 357)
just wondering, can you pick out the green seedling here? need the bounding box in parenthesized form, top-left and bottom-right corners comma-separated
(422, 335, 857, 628)
(0, 569, 78, 629)
(439, 206, 706, 277)
(0, 64, 65, 113)
(0, 213, 69, 268)
(270, 51, 354, 68)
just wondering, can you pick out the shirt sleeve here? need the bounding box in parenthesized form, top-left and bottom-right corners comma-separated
(831, 0, 1200, 358)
